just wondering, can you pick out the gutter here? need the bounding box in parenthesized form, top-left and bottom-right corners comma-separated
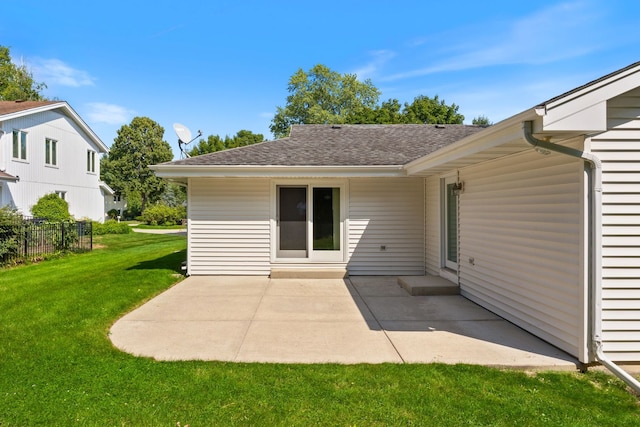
(523, 121, 640, 394)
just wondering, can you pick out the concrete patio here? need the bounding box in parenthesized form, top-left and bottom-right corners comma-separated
(109, 276, 578, 369)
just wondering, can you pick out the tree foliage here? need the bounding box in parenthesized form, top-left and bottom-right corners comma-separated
(188, 130, 264, 157)
(270, 64, 381, 138)
(101, 117, 173, 212)
(31, 193, 71, 221)
(472, 115, 492, 126)
(271, 64, 466, 137)
(403, 95, 464, 124)
(0, 45, 47, 101)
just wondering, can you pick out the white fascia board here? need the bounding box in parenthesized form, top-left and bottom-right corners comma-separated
(543, 64, 640, 132)
(0, 102, 109, 153)
(99, 181, 115, 195)
(404, 110, 537, 175)
(149, 164, 407, 178)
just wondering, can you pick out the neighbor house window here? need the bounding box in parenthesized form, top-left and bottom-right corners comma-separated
(113, 194, 121, 202)
(87, 150, 95, 173)
(55, 191, 66, 200)
(12, 130, 27, 160)
(45, 138, 58, 166)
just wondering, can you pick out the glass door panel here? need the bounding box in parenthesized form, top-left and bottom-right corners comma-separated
(312, 187, 340, 251)
(444, 177, 458, 270)
(277, 186, 307, 258)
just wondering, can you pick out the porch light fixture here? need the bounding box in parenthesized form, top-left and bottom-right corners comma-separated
(452, 182, 463, 196)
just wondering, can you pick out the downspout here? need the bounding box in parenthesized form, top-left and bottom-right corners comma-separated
(523, 121, 640, 394)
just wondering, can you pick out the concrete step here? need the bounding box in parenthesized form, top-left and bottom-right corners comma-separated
(398, 275, 459, 296)
(270, 268, 349, 279)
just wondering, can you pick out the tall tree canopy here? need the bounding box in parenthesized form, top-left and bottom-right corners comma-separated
(188, 129, 264, 157)
(101, 117, 173, 212)
(270, 64, 465, 138)
(270, 64, 381, 138)
(472, 115, 492, 126)
(0, 45, 46, 101)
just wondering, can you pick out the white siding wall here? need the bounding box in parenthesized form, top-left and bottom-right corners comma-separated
(424, 176, 441, 275)
(348, 177, 424, 275)
(1, 110, 106, 220)
(188, 178, 271, 275)
(458, 149, 587, 360)
(589, 87, 640, 361)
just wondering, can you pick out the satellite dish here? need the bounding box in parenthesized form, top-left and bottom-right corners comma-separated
(173, 123, 192, 143)
(173, 123, 202, 159)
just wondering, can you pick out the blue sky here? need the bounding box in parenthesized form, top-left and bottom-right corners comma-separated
(3, 0, 639, 159)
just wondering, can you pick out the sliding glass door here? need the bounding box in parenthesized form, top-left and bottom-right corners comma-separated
(277, 185, 343, 261)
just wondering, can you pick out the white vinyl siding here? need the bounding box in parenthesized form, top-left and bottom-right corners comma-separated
(348, 177, 424, 275)
(425, 176, 441, 275)
(188, 178, 271, 275)
(589, 86, 640, 361)
(457, 149, 586, 359)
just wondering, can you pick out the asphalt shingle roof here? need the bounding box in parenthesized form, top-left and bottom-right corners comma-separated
(0, 100, 60, 116)
(166, 124, 485, 167)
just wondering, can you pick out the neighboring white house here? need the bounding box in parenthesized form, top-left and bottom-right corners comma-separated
(151, 62, 640, 387)
(0, 101, 111, 221)
(104, 192, 127, 218)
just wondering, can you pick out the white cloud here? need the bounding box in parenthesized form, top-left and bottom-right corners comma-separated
(32, 58, 95, 87)
(382, 1, 601, 81)
(351, 50, 396, 80)
(85, 103, 135, 125)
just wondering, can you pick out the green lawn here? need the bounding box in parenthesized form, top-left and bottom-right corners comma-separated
(0, 233, 638, 426)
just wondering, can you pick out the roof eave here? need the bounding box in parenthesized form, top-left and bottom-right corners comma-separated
(150, 164, 407, 179)
(0, 102, 109, 153)
(405, 109, 538, 176)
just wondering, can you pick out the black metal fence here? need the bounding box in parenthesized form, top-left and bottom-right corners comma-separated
(0, 219, 92, 265)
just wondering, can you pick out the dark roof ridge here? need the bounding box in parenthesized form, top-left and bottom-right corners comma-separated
(538, 60, 640, 107)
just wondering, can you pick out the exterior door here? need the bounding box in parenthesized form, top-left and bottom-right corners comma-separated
(443, 176, 458, 270)
(276, 185, 343, 261)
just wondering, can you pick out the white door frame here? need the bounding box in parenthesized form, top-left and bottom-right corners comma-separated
(272, 179, 347, 263)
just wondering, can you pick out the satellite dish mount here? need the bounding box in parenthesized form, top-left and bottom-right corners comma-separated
(173, 123, 202, 159)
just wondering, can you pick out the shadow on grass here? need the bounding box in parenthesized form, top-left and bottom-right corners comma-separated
(126, 249, 186, 274)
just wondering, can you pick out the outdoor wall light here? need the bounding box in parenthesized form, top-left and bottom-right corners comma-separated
(452, 182, 464, 196)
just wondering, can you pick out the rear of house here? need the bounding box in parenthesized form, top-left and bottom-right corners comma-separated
(152, 62, 640, 370)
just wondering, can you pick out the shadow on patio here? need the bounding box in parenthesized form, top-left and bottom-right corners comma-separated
(109, 275, 578, 369)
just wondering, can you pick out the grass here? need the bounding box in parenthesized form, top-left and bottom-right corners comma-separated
(0, 233, 638, 426)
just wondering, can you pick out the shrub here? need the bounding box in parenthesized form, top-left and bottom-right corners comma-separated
(93, 220, 133, 235)
(107, 209, 120, 220)
(31, 194, 71, 221)
(140, 204, 186, 226)
(0, 206, 23, 262)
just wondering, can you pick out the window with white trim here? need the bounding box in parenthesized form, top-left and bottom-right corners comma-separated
(12, 130, 27, 160)
(45, 138, 58, 166)
(87, 150, 95, 173)
(55, 191, 66, 200)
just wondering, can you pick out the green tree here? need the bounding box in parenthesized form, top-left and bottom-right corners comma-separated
(403, 95, 464, 124)
(0, 45, 47, 101)
(347, 98, 406, 124)
(101, 117, 173, 212)
(188, 130, 264, 157)
(472, 115, 492, 126)
(31, 193, 71, 221)
(270, 64, 381, 138)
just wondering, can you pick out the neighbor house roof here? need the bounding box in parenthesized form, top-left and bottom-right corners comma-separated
(0, 171, 18, 182)
(0, 100, 109, 153)
(166, 124, 484, 167)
